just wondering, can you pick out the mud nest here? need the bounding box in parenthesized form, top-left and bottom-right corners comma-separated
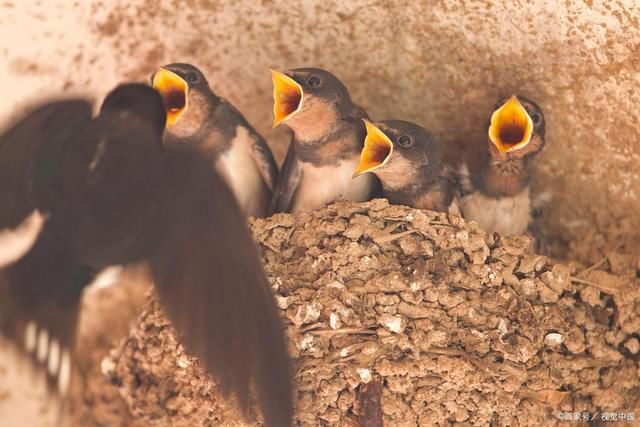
(104, 200, 640, 426)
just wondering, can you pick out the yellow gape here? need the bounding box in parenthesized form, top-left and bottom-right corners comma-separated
(488, 95, 534, 153)
(151, 67, 189, 126)
(270, 69, 303, 127)
(353, 120, 394, 178)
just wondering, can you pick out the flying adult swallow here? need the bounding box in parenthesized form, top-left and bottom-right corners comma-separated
(0, 83, 292, 426)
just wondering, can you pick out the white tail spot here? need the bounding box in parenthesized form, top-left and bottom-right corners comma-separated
(0, 211, 46, 269)
(36, 329, 49, 362)
(24, 321, 37, 353)
(48, 339, 61, 376)
(87, 265, 123, 291)
(58, 349, 71, 395)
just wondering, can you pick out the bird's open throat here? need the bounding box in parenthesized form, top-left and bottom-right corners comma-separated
(280, 91, 301, 117)
(353, 121, 394, 177)
(271, 69, 303, 126)
(164, 90, 186, 113)
(498, 123, 526, 148)
(366, 143, 391, 167)
(488, 96, 534, 153)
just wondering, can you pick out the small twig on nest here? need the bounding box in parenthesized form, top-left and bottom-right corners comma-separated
(299, 323, 378, 335)
(382, 216, 412, 222)
(307, 328, 378, 336)
(429, 221, 457, 227)
(261, 222, 286, 232)
(424, 347, 528, 381)
(577, 242, 623, 277)
(260, 241, 280, 253)
(327, 342, 368, 359)
(570, 276, 620, 294)
(519, 389, 569, 409)
(373, 230, 417, 244)
(382, 221, 403, 234)
(425, 346, 466, 357)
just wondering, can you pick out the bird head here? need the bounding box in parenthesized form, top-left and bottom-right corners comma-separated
(151, 63, 214, 137)
(353, 119, 442, 191)
(100, 83, 167, 134)
(487, 95, 546, 159)
(270, 67, 357, 141)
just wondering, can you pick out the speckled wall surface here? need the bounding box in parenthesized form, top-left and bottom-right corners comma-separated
(1, 0, 639, 261)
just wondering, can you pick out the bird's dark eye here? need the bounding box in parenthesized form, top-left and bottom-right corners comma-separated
(531, 112, 542, 126)
(185, 72, 199, 84)
(306, 75, 321, 88)
(397, 134, 413, 147)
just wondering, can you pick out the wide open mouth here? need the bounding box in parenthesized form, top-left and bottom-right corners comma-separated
(270, 69, 303, 127)
(488, 95, 534, 153)
(353, 120, 394, 178)
(151, 67, 189, 126)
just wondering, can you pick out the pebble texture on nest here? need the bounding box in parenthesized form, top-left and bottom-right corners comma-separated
(104, 200, 640, 426)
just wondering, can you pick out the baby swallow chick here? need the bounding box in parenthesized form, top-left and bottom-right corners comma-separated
(353, 120, 459, 213)
(269, 67, 379, 213)
(152, 63, 277, 218)
(458, 95, 548, 237)
(0, 84, 291, 427)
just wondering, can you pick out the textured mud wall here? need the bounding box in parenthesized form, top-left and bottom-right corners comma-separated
(1, 0, 639, 263)
(106, 200, 640, 426)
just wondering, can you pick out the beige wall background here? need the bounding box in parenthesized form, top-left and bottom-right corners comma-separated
(1, 0, 639, 262)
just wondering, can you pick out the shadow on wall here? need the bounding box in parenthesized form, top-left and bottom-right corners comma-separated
(1, 0, 639, 263)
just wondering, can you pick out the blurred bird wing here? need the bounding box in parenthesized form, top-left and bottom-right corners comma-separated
(0, 101, 94, 391)
(249, 132, 278, 192)
(0, 100, 92, 228)
(149, 149, 292, 427)
(269, 139, 302, 214)
(0, 224, 95, 394)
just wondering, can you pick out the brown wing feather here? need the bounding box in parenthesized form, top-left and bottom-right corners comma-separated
(250, 132, 278, 192)
(269, 140, 302, 214)
(150, 148, 292, 427)
(0, 100, 92, 228)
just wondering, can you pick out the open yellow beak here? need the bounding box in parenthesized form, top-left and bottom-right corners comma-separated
(151, 67, 189, 126)
(353, 120, 394, 178)
(488, 95, 534, 153)
(270, 69, 303, 127)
